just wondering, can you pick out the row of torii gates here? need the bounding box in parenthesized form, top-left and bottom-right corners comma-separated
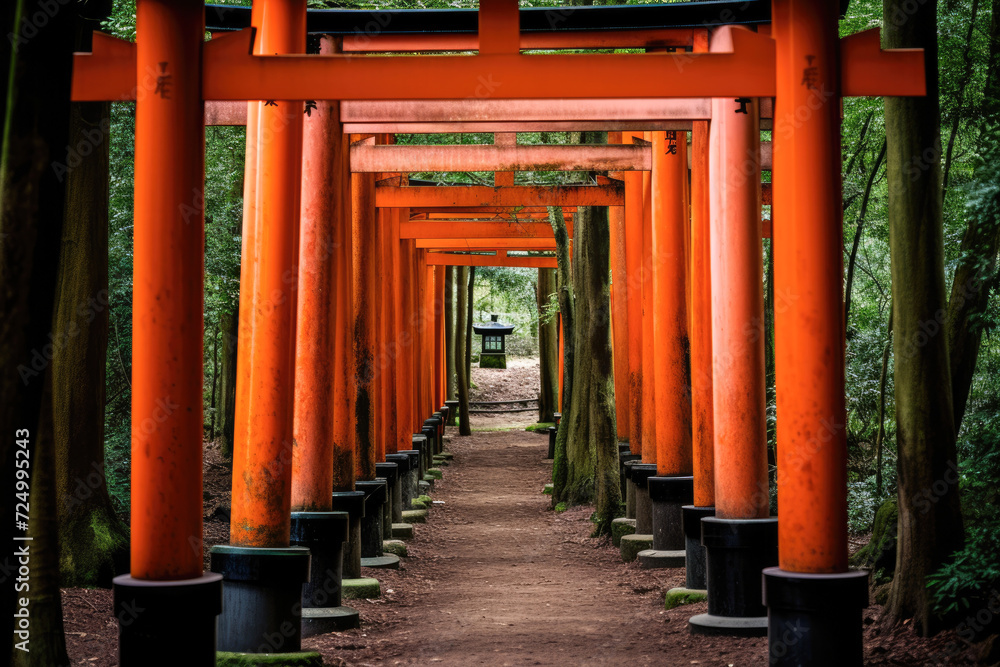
(71, 1, 924, 665)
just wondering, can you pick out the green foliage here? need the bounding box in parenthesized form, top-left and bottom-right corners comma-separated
(928, 415, 1000, 617)
(554, 502, 568, 513)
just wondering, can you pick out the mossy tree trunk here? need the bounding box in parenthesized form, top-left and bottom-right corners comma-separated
(549, 205, 574, 503)
(445, 265, 456, 400)
(455, 267, 472, 436)
(1, 1, 96, 663)
(52, 98, 128, 587)
(883, 0, 965, 636)
(563, 205, 620, 532)
(537, 268, 558, 423)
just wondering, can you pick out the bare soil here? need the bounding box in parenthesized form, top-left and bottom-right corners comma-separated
(63, 359, 984, 666)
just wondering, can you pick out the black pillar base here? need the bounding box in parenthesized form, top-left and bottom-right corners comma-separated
(438, 405, 450, 430)
(330, 490, 365, 580)
(630, 463, 657, 534)
(210, 545, 311, 654)
(763, 567, 869, 666)
(624, 460, 638, 519)
(355, 479, 387, 558)
(546, 426, 556, 459)
(682, 505, 715, 590)
(289, 512, 359, 636)
(689, 516, 778, 637)
(396, 449, 420, 507)
(385, 454, 410, 522)
(375, 462, 399, 537)
(113, 572, 222, 667)
(640, 476, 694, 569)
(619, 452, 641, 504)
(444, 400, 459, 426)
(412, 433, 429, 479)
(419, 427, 436, 472)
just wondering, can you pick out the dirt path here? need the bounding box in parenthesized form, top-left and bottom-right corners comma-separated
(308, 427, 765, 666)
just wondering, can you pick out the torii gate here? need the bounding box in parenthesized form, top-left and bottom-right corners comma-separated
(71, 1, 924, 665)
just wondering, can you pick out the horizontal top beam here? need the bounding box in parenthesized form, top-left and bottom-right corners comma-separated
(423, 251, 557, 269)
(377, 183, 623, 208)
(204, 2, 819, 36)
(401, 221, 567, 239)
(416, 238, 558, 250)
(353, 143, 651, 173)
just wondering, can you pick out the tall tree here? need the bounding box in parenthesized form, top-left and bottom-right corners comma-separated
(561, 205, 620, 531)
(548, 205, 574, 501)
(537, 268, 558, 423)
(947, 0, 1000, 431)
(2, 1, 87, 663)
(52, 94, 128, 587)
(883, 0, 965, 635)
(445, 265, 456, 401)
(455, 266, 472, 436)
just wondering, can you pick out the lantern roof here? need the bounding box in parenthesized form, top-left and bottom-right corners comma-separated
(473, 315, 515, 337)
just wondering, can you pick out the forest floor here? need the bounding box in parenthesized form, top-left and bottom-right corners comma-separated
(63, 355, 983, 666)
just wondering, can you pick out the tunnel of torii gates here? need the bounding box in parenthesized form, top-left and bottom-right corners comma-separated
(70, 0, 924, 664)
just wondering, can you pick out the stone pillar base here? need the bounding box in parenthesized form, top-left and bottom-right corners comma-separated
(113, 572, 222, 667)
(763, 567, 869, 666)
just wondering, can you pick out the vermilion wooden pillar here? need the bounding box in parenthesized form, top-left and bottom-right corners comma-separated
(129, 0, 205, 584)
(640, 139, 657, 467)
(623, 133, 645, 457)
(292, 45, 344, 511)
(229, 0, 305, 549)
(396, 226, 415, 446)
(352, 154, 378, 482)
(690, 28, 776, 636)
(689, 119, 715, 511)
(764, 4, 869, 663)
(608, 132, 631, 442)
(382, 207, 400, 455)
(114, 4, 223, 663)
(650, 130, 692, 477)
(333, 117, 356, 492)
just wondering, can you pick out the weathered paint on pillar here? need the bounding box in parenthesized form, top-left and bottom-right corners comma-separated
(709, 84, 768, 519)
(623, 132, 645, 457)
(332, 98, 355, 492)
(291, 41, 344, 510)
(640, 136, 657, 466)
(230, 0, 306, 548)
(772, 1, 849, 573)
(650, 130, 692, 476)
(131, 0, 205, 580)
(690, 119, 715, 509)
(352, 147, 378, 482)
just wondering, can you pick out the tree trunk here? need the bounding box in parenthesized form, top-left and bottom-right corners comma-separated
(884, 0, 965, 635)
(445, 265, 455, 400)
(52, 99, 129, 588)
(844, 139, 887, 329)
(218, 309, 239, 457)
(537, 268, 559, 423)
(1, 1, 89, 663)
(947, 0, 1000, 432)
(549, 205, 575, 502)
(455, 267, 472, 436)
(875, 306, 894, 498)
(210, 324, 219, 434)
(563, 205, 620, 532)
(466, 267, 475, 384)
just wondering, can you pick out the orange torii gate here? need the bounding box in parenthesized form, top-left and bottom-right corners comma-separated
(72, 1, 925, 664)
